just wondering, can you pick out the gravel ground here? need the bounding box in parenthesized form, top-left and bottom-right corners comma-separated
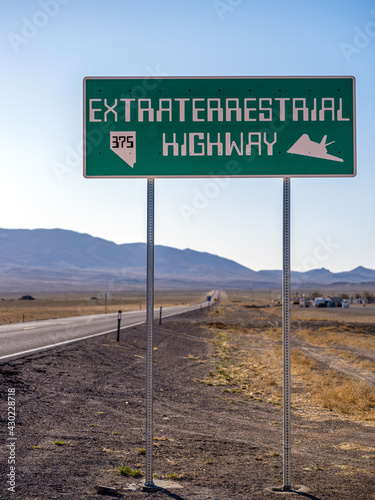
(0, 304, 374, 499)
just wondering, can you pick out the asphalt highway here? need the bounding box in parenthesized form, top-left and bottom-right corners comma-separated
(0, 290, 220, 362)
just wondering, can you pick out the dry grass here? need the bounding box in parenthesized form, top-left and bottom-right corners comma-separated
(213, 293, 375, 422)
(327, 349, 375, 374)
(332, 464, 373, 475)
(319, 379, 374, 416)
(0, 290, 207, 325)
(296, 327, 374, 350)
(291, 349, 375, 420)
(270, 305, 375, 324)
(336, 442, 375, 452)
(203, 318, 375, 422)
(224, 290, 375, 322)
(224, 289, 279, 307)
(201, 328, 283, 405)
(290, 304, 375, 324)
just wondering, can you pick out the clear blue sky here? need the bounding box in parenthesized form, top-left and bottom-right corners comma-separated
(1, 0, 374, 272)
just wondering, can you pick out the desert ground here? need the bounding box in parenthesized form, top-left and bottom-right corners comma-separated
(0, 290, 374, 499)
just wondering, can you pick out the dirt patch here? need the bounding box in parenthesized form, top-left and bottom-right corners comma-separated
(0, 304, 374, 499)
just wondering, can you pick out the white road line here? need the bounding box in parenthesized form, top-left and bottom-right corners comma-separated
(0, 321, 145, 362)
(0, 292, 219, 362)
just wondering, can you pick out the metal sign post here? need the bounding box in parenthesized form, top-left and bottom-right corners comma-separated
(116, 310, 122, 342)
(282, 177, 292, 491)
(145, 177, 155, 488)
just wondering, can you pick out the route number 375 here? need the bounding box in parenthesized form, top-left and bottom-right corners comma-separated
(112, 134, 134, 149)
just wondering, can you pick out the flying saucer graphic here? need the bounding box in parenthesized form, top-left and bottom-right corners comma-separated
(287, 134, 343, 162)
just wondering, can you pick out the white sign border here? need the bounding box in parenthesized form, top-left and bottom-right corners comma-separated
(83, 75, 356, 179)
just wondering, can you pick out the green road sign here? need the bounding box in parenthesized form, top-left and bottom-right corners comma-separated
(83, 76, 356, 178)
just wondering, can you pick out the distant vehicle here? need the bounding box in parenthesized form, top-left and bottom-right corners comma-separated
(330, 297, 342, 307)
(299, 297, 313, 307)
(342, 299, 350, 308)
(299, 299, 313, 308)
(317, 299, 334, 308)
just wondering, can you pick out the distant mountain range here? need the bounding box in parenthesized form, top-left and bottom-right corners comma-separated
(0, 228, 374, 292)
